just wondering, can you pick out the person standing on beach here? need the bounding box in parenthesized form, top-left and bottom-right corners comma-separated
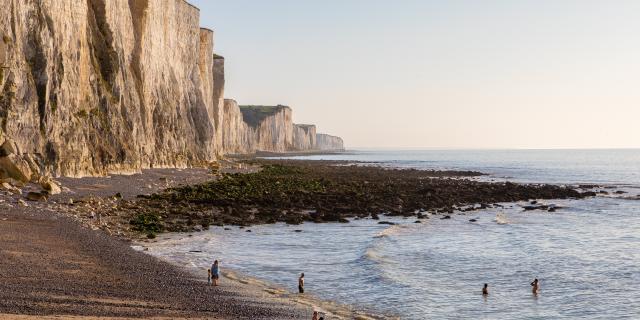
(482, 283, 489, 295)
(211, 260, 220, 286)
(312, 311, 318, 320)
(207, 268, 212, 285)
(298, 273, 305, 294)
(531, 278, 539, 294)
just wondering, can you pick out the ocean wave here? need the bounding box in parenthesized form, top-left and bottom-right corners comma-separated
(363, 246, 390, 265)
(494, 212, 509, 225)
(373, 224, 409, 239)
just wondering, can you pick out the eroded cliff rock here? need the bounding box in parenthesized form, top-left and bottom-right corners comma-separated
(316, 134, 345, 151)
(0, 0, 224, 177)
(293, 124, 316, 151)
(221, 99, 252, 154)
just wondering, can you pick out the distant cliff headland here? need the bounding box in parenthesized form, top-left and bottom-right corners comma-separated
(0, 0, 344, 179)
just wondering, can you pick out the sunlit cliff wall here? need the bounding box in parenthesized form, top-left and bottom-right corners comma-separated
(316, 134, 345, 151)
(0, 0, 224, 177)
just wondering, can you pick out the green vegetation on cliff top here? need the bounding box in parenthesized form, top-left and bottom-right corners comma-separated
(239, 105, 288, 128)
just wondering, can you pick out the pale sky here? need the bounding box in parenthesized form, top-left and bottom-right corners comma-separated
(190, 0, 640, 149)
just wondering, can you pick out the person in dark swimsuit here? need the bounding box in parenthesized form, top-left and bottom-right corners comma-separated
(531, 278, 539, 294)
(482, 283, 489, 295)
(298, 273, 305, 294)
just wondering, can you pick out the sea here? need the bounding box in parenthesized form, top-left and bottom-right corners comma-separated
(145, 149, 640, 319)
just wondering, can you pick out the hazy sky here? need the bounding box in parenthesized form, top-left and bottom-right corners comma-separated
(190, 0, 640, 149)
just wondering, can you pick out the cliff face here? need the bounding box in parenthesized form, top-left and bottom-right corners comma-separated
(221, 99, 251, 154)
(316, 134, 345, 151)
(0, 0, 224, 177)
(222, 101, 336, 154)
(292, 124, 316, 151)
(237, 105, 292, 153)
(0, 0, 344, 179)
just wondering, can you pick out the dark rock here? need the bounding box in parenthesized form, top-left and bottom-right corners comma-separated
(469, 218, 478, 222)
(414, 220, 422, 224)
(378, 221, 396, 225)
(441, 215, 451, 220)
(615, 190, 627, 194)
(25, 192, 47, 202)
(246, 230, 252, 232)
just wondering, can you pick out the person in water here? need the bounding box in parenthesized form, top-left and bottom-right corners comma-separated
(211, 260, 220, 286)
(531, 278, 539, 294)
(482, 283, 489, 295)
(298, 273, 305, 294)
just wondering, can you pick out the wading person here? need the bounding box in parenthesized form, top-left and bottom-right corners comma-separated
(298, 273, 305, 294)
(482, 283, 489, 295)
(531, 278, 539, 294)
(211, 260, 220, 286)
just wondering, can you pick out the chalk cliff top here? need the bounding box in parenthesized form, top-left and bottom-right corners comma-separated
(239, 105, 290, 128)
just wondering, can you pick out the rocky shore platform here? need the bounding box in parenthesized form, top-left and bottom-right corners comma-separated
(92, 159, 593, 238)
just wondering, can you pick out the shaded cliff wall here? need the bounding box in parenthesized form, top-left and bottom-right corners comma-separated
(292, 124, 316, 151)
(316, 134, 345, 151)
(221, 99, 252, 154)
(0, 0, 224, 177)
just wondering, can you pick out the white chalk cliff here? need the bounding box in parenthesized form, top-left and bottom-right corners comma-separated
(0, 0, 344, 179)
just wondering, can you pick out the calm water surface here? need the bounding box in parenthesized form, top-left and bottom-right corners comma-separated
(148, 150, 640, 319)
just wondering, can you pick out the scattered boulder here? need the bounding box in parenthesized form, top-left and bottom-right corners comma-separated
(25, 192, 47, 202)
(39, 176, 62, 195)
(17, 199, 28, 207)
(441, 215, 451, 220)
(378, 221, 396, 225)
(414, 220, 422, 224)
(469, 218, 478, 222)
(0, 154, 33, 183)
(0, 182, 21, 194)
